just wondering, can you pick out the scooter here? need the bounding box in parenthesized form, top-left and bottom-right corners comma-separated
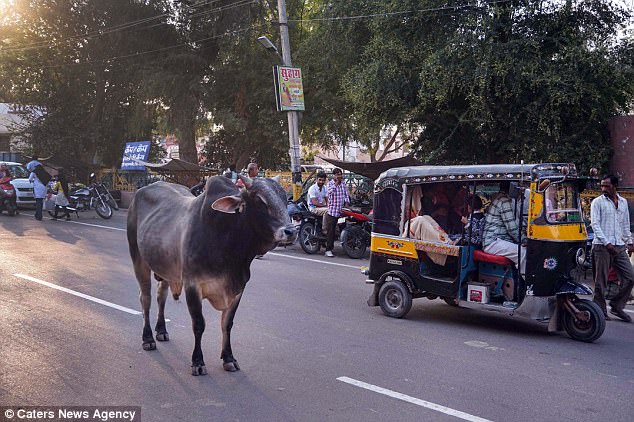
(0, 176, 18, 216)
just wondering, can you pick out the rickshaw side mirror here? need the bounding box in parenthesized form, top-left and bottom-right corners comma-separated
(538, 179, 550, 192)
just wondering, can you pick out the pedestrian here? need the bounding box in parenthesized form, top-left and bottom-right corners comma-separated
(236, 162, 259, 189)
(26, 159, 50, 221)
(224, 164, 238, 184)
(247, 162, 258, 178)
(590, 174, 634, 322)
(52, 168, 72, 221)
(324, 168, 350, 257)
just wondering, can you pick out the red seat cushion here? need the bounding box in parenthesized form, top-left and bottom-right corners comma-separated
(473, 249, 514, 266)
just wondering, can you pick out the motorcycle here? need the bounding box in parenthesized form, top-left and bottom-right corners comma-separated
(0, 176, 18, 216)
(289, 198, 370, 258)
(91, 174, 119, 211)
(49, 180, 113, 220)
(340, 206, 372, 259)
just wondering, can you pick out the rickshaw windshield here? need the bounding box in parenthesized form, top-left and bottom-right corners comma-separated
(544, 181, 582, 223)
(372, 187, 402, 236)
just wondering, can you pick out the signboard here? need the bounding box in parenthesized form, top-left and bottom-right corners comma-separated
(274, 66, 305, 111)
(121, 141, 151, 171)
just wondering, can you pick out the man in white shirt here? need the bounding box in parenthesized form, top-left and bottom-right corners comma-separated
(590, 174, 634, 322)
(307, 172, 328, 235)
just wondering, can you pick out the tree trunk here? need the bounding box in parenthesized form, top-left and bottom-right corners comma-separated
(178, 116, 197, 164)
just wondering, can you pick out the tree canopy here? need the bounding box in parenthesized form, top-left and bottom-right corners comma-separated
(0, 0, 632, 172)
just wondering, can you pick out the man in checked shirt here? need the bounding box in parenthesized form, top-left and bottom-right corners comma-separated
(591, 174, 634, 322)
(482, 181, 526, 274)
(324, 168, 350, 257)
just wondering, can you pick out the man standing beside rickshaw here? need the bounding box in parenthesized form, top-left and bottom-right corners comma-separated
(591, 174, 634, 322)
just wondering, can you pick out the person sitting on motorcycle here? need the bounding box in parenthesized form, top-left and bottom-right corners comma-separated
(52, 169, 72, 220)
(307, 171, 328, 235)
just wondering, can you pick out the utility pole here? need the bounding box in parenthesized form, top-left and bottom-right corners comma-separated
(277, 0, 302, 200)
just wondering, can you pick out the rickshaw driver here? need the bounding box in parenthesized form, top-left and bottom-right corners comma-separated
(482, 181, 527, 273)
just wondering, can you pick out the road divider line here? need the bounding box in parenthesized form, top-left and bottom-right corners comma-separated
(13, 274, 141, 315)
(267, 252, 361, 269)
(337, 376, 493, 422)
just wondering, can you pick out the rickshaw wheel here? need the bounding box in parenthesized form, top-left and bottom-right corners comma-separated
(562, 299, 605, 343)
(378, 280, 412, 318)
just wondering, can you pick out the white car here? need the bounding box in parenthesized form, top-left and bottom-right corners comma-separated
(1, 161, 36, 207)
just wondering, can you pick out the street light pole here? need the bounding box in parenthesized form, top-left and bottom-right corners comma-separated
(277, 0, 302, 200)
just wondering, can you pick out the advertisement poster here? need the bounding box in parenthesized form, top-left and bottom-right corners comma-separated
(274, 66, 305, 111)
(121, 141, 151, 171)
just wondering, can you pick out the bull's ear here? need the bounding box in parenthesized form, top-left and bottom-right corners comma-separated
(211, 195, 244, 214)
(271, 175, 281, 183)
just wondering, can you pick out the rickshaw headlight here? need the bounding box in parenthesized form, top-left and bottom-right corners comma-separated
(575, 248, 586, 267)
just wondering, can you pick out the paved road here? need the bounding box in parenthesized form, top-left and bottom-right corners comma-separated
(1, 210, 633, 422)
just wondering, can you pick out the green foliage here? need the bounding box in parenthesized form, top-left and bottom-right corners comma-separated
(1, 0, 633, 174)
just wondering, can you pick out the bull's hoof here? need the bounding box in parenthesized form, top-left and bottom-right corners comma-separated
(142, 341, 156, 351)
(223, 361, 240, 372)
(191, 364, 208, 376)
(156, 332, 169, 342)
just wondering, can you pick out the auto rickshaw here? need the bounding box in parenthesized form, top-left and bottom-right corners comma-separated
(365, 163, 605, 342)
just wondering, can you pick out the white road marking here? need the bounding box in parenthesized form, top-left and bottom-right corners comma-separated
(267, 252, 361, 269)
(13, 274, 141, 315)
(337, 376, 493, 422)
(464, 340, 505, 351)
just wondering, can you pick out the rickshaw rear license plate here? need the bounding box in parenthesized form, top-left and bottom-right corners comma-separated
(468, 284, 489, 304)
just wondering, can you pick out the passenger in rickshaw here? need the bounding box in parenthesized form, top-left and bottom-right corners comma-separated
(460, 195, 485, 248)
(482, 181, 527, 273)
(403, 214, 455, 267)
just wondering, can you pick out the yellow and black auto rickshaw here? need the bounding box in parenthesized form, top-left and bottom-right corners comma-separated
(365, 163, 605, 342)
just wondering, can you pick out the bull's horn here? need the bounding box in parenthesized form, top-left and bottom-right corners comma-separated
(271, 175, 281, 183)
(238, 174, 253, 189)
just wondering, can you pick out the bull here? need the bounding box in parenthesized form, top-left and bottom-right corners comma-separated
(126, 175, 296, 375)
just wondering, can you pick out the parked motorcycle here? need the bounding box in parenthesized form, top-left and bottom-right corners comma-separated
(290, 198, 370, 258)
(0, 176, 18, 216)
(49, 179, 113, 220)
(90, 173, 119, 210)
(340, 206, 372, 259)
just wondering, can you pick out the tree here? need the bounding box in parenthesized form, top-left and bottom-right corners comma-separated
(413, 0, 634, 171)
(0, 0, 175, 165)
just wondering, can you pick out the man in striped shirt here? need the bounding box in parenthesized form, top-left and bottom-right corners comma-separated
(324, 168, 350, 257)
(591, 174, 634, 322)
(482, 181, 526, 273)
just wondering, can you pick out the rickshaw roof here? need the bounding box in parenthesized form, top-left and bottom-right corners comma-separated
(376, 163, 577, 185)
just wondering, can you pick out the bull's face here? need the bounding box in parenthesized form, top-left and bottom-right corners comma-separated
(212, 176, 297, 251)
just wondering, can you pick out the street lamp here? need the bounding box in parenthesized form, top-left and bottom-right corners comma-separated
(257, 36, 280, 57)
